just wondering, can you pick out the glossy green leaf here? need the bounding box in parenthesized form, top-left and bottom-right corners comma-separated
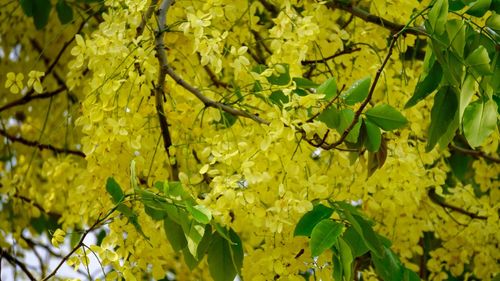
(332, 249, 343, 281)
(338, 109, 362, 143)
(33, 0, 52, 30)
(342, 227, 369, 257)
(372, 247, 404, 281)
(227, 229, 244, 275)
(105, 177, 124, 204)
(339, 238, 354, 281)
(465, 46, 491, 75)
(310, 219, 343, 257)
(164, 217, 187, 252)
(218, 111, 238, 128)
(56, 0, 73, 24)
(486, 13, 500, 32)
(428, 0, 448, 34)
(463, 99, 498, 147)
(294, 204, 334, 237)
(343, 211, 384, 257)
(405, 60, 443, 108)
(365, 104, 408, 131)
(293, 77, 319, 89)
(183, 247, 200, 270)
(364, 119, 382, 152)
(449, 0, 466, 10)
(208, 232, 240, 281)
(184, 220, 205, 257)
(342, 76, 371, 105)
(186, 202, 212, 224)
(466, 0, 492, 17)
(318, 107, 341, 129)
(317, 77, 337, 100)
(459, 75, 475, 123)
(446, 19, 466, 57)
(20, 0, 34, 17)
(196, 225, 213, 259)
(427, 86, 459, 151)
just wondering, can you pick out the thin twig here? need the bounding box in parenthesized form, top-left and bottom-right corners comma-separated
(326, 1, 427, 36)
(428, 187, 487, 220)
(0, 128, 85, 157)
(301, 47, 361, 65)
(165, 67, 270, 125)
(0, 87, 65, 113)
(449, 144, 500, 164)
(41, 217, 103, 281)
(137, 0, 159, 36)
(0, 248, 37, 281)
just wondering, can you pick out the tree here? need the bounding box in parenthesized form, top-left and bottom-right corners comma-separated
(0, 0, 499, 280)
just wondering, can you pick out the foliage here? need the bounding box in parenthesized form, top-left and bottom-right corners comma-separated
(0, 0, 499, 280)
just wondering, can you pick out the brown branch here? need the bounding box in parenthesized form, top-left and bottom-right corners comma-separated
(322, 32, 401, 150)
(0, 248, 37, 281)
(41, 217, 103, 281)
(137, 0, 159, 36)
(326, 1, 427, 36)
(301, 47, 361, 65)
(203, 65, 229, 88)
(257, 0, 279, 17)
(0, 128, 85, 157)
(449, 144, 500, 164)
(428, 187, 487, 220)
(0, 87, 65, 113)
(165, 67, 270, 125)
(154, 0, 179, 181)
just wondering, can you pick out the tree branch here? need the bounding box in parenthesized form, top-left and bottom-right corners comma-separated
(0, 87, 65, 113)
(0, 248, 37, 281)
(449, 144, 500, 164)
(154, 0, 179, 181)
(427, 187, 487, 220)
(301, 47, 361, 65)
(41, 217, 103, 281)
(137, 0, 159, 36)
(165, 67, 270, 125)
(0, 128, 85, 157)
(326, 1, 427, 36)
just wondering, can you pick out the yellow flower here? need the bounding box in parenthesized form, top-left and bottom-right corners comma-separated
(27, 70, 44, 93)
(51, 229, 66, 248)
(5, 72, 24, 94)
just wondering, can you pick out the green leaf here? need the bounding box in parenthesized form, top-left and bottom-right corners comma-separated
(294, 204, 334, 237)
(227, 229, 244, 275)
(338, 109, 362, 143)
(428, 0, 448, 34)
(186, 202, 212, 224)
(332, 248, 343, 281)
(163, 216, 187, 252)
(405, 60, 443, 108)
(33, 0, 52, 30)
(293, 77, 319, 89)
(56, 0, 73, 24)
(341, 227, 369, 257)
(449, 0, 466, 10)
(365, 104, 408, 131)
(208, 232, 239, 281)
(463, 99, 498, 147)
(342, 76, 371, 105)
(317, 77, 337, 100)
(310, 219, 343, 257)
(446, 19, 466, 57)
(196, 225, 213, 259)
(466, 0, 492, 17)
(339, 237, 354, 281)
(486, 13, 500, 32)
(269, 90, 289, 107)
(218, 111, 238, 128)
(105, 177, 124, 204)
(182, 247, 200, 270)
(364, 119, 381, 152)
(342, 211, 384, 257)
(318, 107, 340, 129)
(267, 63, 291, 85)
(427, 86, 459, 151)
(372, 247, 404, 281)
(465, 45, 492, 75)
(184, 220, 205, 257)
(20, 0, 34, 17)
(459, 75, 476, 123)
(116, 203, 149, 240)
